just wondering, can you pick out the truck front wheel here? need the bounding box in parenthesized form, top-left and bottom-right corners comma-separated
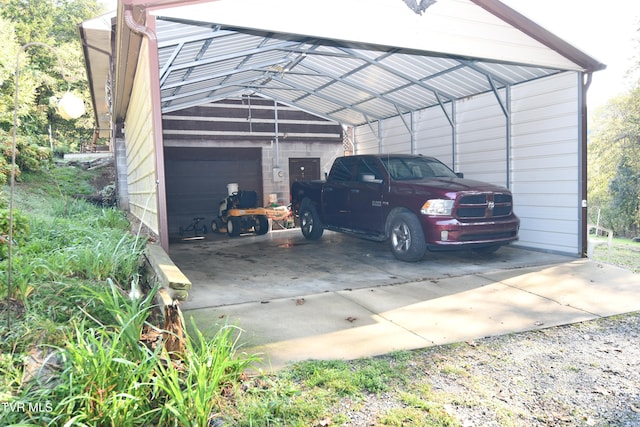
(388, 211, 426, 262)
(299, 200, 324, 240)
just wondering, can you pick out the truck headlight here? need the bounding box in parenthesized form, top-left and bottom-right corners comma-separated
(421, 199, 454, 216)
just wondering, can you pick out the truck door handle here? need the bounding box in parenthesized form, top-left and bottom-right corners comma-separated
(350, 189, 359, 193)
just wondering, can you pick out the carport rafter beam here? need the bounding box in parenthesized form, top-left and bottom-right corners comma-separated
(161, 72, 272, 107)
(161, 37, 303, 75)
(155, 19, 224, 47)
(160, 56, 291, 92)
(283, 46, 443, 117)
(159, 40, 185, 86)
(459, 59, 511, 88)
(213, 33, 306, 95)
(162, 86, 256, 113)
(162, 81, 348, 127)
(165, 38, 213, 101)
(339, 46, 457, 104)
(251, 91, 346, 125)
(286, 57, 417, 115)
(268, 74, 385, 122)
(289, 49, 375, 104)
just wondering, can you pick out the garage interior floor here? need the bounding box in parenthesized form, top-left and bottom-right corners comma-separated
(169, 228, 640, 371)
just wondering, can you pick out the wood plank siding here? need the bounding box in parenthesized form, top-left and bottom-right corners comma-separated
(162, 97, 343, 142)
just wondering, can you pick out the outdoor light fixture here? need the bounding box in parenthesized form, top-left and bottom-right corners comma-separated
(402, 0, 437, 15)
(57, 92, 86, 120)
(6, 42, 85, 329)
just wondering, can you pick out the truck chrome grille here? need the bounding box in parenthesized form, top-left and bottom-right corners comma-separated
(456, 193, 513, 219)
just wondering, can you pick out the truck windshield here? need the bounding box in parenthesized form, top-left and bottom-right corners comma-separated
(381, 157, 458, 180)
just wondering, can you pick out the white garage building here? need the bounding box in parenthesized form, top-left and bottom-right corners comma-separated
(79, 0, 604, 255)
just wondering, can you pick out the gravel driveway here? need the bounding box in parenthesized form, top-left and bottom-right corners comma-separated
(337, 311, 640, 426)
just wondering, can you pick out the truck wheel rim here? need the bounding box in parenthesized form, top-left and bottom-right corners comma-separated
(301, 211, 313, 234)
(391, 223, 411, 252)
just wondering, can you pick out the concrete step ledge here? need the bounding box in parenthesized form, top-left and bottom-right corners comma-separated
(145, 243, 192, 301)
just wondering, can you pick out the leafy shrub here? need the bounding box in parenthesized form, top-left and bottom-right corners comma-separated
(0, 130, 52, 185)
(0, 208, 30, 259)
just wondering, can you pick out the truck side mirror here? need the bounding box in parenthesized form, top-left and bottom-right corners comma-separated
(456, 172, 464, 178)
(361, 173, 383, 184)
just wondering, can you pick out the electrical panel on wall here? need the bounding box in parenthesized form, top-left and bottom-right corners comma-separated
(273, 168, 285, 182)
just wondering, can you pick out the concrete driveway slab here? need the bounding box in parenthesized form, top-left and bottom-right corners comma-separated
(334, 274, 495, 314)
(185, 292, 428, 365)
(373, 282, 595, 347)
(481, 259, 640, 316)
(173, 229, 571, 309)
(169, 229, 640, 371)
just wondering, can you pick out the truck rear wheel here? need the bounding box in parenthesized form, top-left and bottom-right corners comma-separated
(388, 211, 426, 262)
(299, 200, 324, 240)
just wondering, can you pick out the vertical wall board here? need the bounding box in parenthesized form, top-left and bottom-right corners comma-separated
(511, 72, 580, 255)
(379, 115, 411, 154)
(125, 39, 159, 235)
(455, 91, 508, 186)
(353, 124, 380, 153)
(414, 106, 454, 166)
(355, 106, 455, 167)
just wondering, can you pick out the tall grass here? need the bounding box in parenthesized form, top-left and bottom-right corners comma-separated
(1, 167, 259, 426)
(156, 318, 257, 427)
(51, 320, 161, 426)
(49, 293, 258, 426)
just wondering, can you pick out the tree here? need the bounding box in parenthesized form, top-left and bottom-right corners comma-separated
(589, 86, 640, 237)
(0, 0, 105, 155)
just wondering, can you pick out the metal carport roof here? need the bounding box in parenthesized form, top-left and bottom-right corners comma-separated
(151, 0, 604, 127)
(80, 0, 605, 138)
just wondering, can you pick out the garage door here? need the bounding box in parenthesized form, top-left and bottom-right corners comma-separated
(164, 147, 262, 236)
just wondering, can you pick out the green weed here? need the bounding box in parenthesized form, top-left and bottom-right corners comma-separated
(156, 317, 260, 427)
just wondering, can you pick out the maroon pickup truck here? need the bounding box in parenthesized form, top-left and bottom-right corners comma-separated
(290, 154, 519, 262)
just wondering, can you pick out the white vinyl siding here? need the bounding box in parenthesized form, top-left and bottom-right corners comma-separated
(125, 39, 160, 235)
(354, 71, 581, 255)
(414, 107, 454, 167)
(455, 91, 508, 187)
(354, 123, 380, 154)
(379, 115, 412, 154)
(511, 72, 580, 254)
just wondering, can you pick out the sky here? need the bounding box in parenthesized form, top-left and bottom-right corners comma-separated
(502, 0, 639, 109)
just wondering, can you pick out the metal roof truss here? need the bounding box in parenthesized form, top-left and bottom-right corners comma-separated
(155, 16, 559, 126)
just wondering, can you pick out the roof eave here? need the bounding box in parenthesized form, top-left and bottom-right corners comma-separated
(471, 0, 606, 73)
